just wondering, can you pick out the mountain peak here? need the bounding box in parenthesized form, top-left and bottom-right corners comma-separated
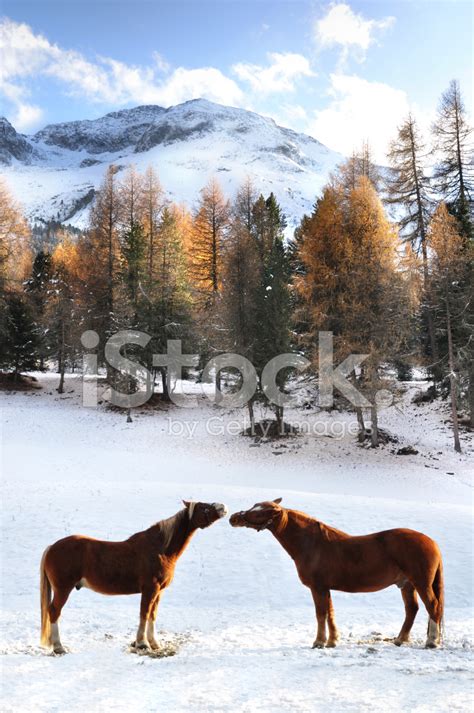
(1, 99, 343, 229)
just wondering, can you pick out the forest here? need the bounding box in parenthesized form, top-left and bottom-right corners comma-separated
(1, 79, 472, 452)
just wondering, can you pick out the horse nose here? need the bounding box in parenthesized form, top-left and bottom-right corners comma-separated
(214, 503, 228, 518)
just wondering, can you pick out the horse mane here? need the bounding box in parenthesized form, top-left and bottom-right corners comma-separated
(287, 509, 350, 540)
(134, 506, 193, 551)
(317, 521, 351, 541)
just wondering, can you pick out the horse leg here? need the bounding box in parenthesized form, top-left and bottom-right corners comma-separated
(49, 586, 72, 654)
(135, 587, 157, 650)
(416, 585, 442, 648)
(326, 592, 339, 647)
(394, 582, 419, 646)
(146, 591, 162, 650)
(311, 588, 329, 648)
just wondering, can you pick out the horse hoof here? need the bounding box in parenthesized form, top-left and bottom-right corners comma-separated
(326, 640, 337, 648)
(393, 638, 403, 647)
(53, 646, 67, 655)
(425, 641, 439, 649)
(312, 642, 325, 649)
(136, 643, 150, 651)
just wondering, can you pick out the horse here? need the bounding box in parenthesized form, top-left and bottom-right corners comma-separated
(229, 499, 444, 649)
(40, 500, 227, 654)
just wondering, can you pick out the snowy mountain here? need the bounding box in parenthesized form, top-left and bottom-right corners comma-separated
(0, 99, 343, 231)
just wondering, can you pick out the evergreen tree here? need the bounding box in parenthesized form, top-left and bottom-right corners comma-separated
(25, 251, 53, 368)
(1, 292, 39, 377)
(251, 194, 291, 430)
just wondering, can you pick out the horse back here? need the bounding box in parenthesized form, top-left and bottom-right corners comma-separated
(44, 534, 145, 595)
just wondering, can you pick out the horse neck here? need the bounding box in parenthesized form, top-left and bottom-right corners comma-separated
(269, 509, 322, 562)
(150, 509, 197, 559)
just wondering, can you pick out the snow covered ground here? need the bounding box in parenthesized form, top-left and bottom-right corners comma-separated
(1, 374, 473, 712)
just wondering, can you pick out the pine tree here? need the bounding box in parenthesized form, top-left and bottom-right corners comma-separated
(1, 292, 39, 377)
(25, 251, 53, 369)
(251, 194, 291, 431)
(432, 80, 473, 240)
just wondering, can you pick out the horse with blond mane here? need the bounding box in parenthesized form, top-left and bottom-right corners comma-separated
(40, 500, 227, 654)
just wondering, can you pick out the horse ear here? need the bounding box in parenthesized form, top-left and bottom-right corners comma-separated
(273, 497, 282, 504)
(182, 500, 192, 508)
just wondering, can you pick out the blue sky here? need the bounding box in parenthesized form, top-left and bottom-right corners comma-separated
(0, 1, 472, 160)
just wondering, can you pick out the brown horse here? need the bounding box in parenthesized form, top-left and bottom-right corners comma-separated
(230, 499, 444, 649)
(40, 500, 227, 654)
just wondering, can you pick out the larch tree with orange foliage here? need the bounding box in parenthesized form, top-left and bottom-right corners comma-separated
(428, 203, 470, 452)
(295, 172, 411, 446)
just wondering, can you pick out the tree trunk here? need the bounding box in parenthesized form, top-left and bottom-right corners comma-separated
(356, 407, 366, 442)
(215, 368, 223, 405)
(468, 360, 474, 428)
(159, 366, 170, 402)
(58, 323, 65, 394)
(247, 399, 255, 434)
(445, 294, 462, 452)
(370, 404, 379, 448)
(275, 404, 284, 434)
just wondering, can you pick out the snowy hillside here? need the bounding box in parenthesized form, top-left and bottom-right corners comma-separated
(0, 99, 343, 230)
(1, 374, 473, 712)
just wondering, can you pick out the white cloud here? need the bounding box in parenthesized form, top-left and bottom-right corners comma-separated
(233, 52, 315, 94)
(315, 3, 394, 63)
(0, 18, 243, 127)
(308, 74, 411, 163)
(12, 103, 44, 132)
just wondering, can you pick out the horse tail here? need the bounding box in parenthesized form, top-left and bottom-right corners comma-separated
(432, 558, 444, 638)
(433, 559, 444, 625)
(40, 547, 52, 647)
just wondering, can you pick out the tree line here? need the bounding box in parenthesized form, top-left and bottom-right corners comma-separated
(0, 80, 472, 450)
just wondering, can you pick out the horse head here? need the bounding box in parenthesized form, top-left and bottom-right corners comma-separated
(183, 500, 228, 529)
(229, 498, 283, 531)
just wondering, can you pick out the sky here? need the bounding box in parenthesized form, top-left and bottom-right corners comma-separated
(0, 0, 472, 162)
